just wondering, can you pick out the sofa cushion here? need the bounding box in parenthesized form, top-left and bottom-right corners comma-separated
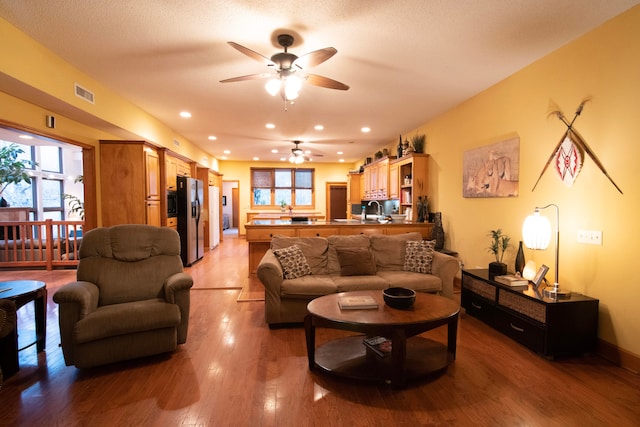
(377, 270, 442, 292)
(327, 234, 370, 274)
(369, 232, 423, 271)
(336, 247, 377, 276)
(404, 240, 436, 274)
(332, 274, 389, 292)
(273, 244, 312, 279)
(271, 235, 329, 275)
(281, 275, 337, 297)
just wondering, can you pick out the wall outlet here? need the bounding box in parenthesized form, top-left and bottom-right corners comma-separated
(577, 230, 602, 245)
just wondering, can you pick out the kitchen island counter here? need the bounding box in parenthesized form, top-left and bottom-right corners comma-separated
(245, 220, 433, 274)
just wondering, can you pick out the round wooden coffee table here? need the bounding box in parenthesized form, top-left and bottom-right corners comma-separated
(305, 290, 460, 388)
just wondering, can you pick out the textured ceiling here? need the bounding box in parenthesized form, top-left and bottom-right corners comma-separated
(1, 0, 638, 163)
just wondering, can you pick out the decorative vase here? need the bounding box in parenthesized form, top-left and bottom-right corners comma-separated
(397, 135, 403, 158)
(0, 197, 8, 207)
(488, 262, 507, 281)
(416, 196, 428, 223)
(430, 211, 445, 251)
(515, 240, 525, 276)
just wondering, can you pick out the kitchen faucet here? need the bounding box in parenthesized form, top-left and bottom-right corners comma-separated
(368, 200, 382, 217)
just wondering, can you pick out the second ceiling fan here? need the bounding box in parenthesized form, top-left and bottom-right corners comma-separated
(220, 34, 350, 101)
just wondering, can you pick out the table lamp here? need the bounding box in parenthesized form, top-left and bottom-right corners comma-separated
(522, 204, 570, 299)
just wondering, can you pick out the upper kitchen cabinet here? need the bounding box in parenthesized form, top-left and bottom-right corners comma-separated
(363, 157, 393, 200)
(165, 153, 192, 190)
(100, 140, 162, 226)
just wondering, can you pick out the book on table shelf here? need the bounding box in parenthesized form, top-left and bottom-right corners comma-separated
(338, 295, 379, 310)
(363, 336, 392, 357)
(495, 274, 529, 289)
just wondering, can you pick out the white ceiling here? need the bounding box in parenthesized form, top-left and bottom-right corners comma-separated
(1, 0, 638, 164)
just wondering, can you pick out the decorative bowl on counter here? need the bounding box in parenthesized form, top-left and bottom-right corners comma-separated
(390, 214, 407, 222)
(383, 287, 416, 309)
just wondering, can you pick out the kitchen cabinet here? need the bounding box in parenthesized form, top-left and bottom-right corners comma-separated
(391, 153, 429, 219)
(166, 154, 192, 190)
(362, 157, 392, 200)
(99, 140, 162, 226)
(389, 162, 399, 200)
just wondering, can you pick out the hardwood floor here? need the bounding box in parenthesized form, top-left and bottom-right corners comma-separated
(1, 233, 639, 426)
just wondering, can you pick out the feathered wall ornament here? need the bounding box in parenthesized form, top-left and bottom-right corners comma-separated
(532, 99, 623, 194)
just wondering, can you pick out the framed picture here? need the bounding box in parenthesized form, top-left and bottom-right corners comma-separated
(222, 196, 227, 206)
(463, 137, 520, 198)
(532, 264, 549, 289)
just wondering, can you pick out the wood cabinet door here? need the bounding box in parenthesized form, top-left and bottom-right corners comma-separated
(389, 163, 399, 199)
(146, 200, 161, 226)
(145, 149, 161, 200)
(166, 157, 178, 190)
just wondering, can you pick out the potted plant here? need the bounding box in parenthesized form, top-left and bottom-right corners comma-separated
(63, 175, 85, 220)
(411, 134, 426, 153)
(279, 200, 287, 212)
(487, 229, 510, 279)
(0, 143, 37, 207)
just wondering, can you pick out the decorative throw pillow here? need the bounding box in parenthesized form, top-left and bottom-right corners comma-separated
(336, 247, 377, 276)
(273, 245, 312, 279)
(403, 240, 436, 274)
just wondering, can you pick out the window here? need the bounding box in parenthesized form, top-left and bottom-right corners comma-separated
(0, 141, 35, 209)
(40, 145, 62, 173)
(251, 168, 314, 208)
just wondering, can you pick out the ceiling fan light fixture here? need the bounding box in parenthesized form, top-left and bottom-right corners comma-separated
(265, 78, 281, 96)
(284, 75, 302, 100)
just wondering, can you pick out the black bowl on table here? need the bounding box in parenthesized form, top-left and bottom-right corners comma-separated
(383, 287, 416, 309)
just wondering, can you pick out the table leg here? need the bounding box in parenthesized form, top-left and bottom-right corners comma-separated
(34, 288, 47, 352)
(390, 328, 407, 388)
(304, 314, 315, 369)
(448, 313, 459, 359)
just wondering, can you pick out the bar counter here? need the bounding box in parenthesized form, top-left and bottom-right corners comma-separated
(245, 220, 433, 274)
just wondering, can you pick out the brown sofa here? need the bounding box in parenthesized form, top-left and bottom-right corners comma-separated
(53, 225, 193, 368)
(257, 232, 460, 326)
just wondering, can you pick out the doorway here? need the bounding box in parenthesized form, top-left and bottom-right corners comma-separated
(222, 180, 239, 235)
(326, 182, 347, 221)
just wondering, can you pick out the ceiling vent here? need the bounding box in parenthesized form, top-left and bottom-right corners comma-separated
(74, 83, 95, 104)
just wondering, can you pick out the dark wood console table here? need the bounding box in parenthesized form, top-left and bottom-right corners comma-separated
(461, 269, 598, 358)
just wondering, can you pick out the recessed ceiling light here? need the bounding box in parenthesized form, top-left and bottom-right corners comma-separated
(361, 127, 370, 133)
(208, 136, 217, 141)
(337, 151, 343, 155)
(314, 125, 324, 131)
(265, 123, 275, 129)
(253, 157, 259, 161)
(339, 159, 344, 163)
(280, 157, 287, 161)
(220, 156, 227, 160)
(271, 149, 278, 153)
(180, 111, 192, 118)
(223, 150, 230, 154)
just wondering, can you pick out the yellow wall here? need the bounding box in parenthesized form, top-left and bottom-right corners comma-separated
(380, 7, 639, 356)
(219, 160, 353, 234)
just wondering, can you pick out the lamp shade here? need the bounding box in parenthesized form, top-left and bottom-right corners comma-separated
(522, 211, 551, 250)
(265, 78, 281, 96)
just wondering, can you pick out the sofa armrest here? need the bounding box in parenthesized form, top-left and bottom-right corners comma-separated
(53, 281, 99, 365)
(164, 272, 193, 344)
(431, 252, 460, 299)
(257, 249, 285, 323)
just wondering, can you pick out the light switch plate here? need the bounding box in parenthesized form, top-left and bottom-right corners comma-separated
(577, 230, 602, 245)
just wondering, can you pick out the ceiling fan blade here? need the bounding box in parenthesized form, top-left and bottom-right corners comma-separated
(306, 74, 350, 91)
(227, 42, 274, 66)
(220, 73, 272, 83)
(294, 47, 337, 69)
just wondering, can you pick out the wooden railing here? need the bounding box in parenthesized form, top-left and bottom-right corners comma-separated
(0, 219, 84, 270)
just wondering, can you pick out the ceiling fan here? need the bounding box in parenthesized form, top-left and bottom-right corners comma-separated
(220, 34, 350, 101)
(287, 140, 323, 164)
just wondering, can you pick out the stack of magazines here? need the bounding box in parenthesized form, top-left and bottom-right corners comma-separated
(363, 336, 392, 357)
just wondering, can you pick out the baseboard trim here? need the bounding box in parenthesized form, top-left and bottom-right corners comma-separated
(597, 339, 640, 374)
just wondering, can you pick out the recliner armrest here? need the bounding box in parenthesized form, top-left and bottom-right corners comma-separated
(53, 281, 99, 318)
(164, 272, 194, 303)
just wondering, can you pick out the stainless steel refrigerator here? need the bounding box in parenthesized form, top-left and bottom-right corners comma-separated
(177, 176, 204, 266)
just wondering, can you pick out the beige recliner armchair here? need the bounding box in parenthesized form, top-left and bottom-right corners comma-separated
(53, 225, 193, 368)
